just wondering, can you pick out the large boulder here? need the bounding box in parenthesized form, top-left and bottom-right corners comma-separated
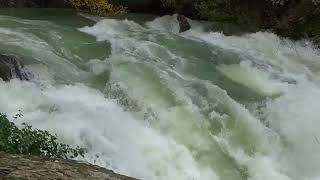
(177, 14, 191, 33)
(0, 54, 29, 81)
(0, 152, 137, 180)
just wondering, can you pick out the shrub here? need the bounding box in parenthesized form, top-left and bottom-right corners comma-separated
(67, 0, 127, 16)
(0, 113, 84, 159)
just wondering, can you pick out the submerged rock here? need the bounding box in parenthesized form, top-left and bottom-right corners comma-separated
(177, 14, 191, 33)
(0, 54, 29, 81)
(0, 152, 137, 180)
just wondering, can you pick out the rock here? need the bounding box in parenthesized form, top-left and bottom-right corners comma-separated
(0, 152, 138, 180)
(177, 14, 191, 33)
(0, 54, 29, 81)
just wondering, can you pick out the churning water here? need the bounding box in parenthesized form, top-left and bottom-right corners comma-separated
(0, 9, 319, 180)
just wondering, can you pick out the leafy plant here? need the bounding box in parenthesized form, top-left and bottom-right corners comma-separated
(0, 113, 85, 159)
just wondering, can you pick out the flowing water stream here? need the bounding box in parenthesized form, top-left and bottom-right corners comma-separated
(0, 9, 319, 180)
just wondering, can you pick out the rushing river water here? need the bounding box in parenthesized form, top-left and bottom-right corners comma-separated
(0, 9, 320, 180)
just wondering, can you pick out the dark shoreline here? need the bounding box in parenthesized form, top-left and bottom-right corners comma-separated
(0, 0, 318, 46)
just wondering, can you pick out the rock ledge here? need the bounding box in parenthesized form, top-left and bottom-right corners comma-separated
(0, 152, 138, 180)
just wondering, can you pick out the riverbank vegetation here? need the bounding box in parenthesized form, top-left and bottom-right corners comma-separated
(67, 0, 127, 16)
(161, 0, 320, 46)
(0, 113, 84, 159)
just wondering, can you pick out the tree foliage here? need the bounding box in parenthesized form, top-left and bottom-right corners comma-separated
(67, 0, 127, 16)
(0, 113, 84, 159)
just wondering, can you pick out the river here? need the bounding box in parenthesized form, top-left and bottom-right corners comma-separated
(0, 9, 319, 180)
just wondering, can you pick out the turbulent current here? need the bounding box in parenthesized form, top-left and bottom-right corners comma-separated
(0, 9, 320, 180)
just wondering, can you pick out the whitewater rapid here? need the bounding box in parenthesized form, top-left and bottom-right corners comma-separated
(0, 12, 319, 180)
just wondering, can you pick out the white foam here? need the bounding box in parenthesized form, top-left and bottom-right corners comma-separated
(0, 79, 218, 180)
(218, 61, 285, 96)
(180, 19, 320, 180)
(146, 14, 180, 34)
(79, 16, 296, 180)
(266, 81, 320, 179)
(2, 13, 320, 180)
(184, 31, 320, 83)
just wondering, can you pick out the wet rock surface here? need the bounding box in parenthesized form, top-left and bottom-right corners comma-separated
(0, 54, 29, 81)
(0, 152, 138, 180)
(177, 14, 190, 33)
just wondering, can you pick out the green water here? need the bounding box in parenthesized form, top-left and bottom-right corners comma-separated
(0, 9, 320, 180)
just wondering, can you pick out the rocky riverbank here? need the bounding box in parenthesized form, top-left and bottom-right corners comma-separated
(0, 152, 138, 180)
